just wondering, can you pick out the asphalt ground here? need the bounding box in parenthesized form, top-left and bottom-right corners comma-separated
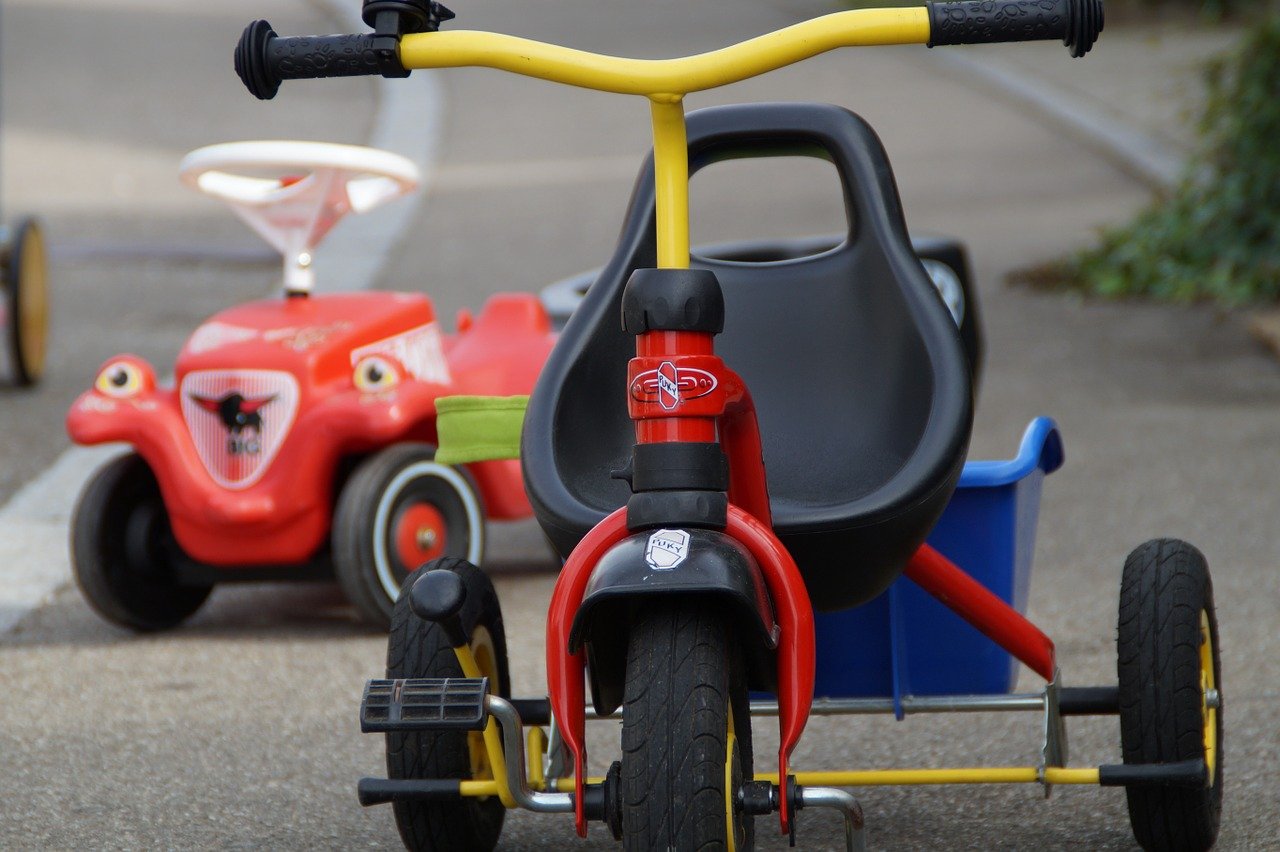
(2, 0, 1277, 849)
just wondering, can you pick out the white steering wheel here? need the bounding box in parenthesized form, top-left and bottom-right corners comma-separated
(179, 141, 420, 294)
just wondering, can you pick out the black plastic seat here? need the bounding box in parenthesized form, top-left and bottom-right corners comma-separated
(522, 103, 972, 609)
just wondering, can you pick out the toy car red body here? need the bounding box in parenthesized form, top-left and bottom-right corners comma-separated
(66, 142, 556, 629)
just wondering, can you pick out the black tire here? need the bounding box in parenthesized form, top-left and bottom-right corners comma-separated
(1117, 539, 1223, 852)
(3, 217, 49, 386)
(385, 559, 509, 851)
(71, 453, 212, 631)
(620, 601, 753, 851)
(333, 443, 485, 627)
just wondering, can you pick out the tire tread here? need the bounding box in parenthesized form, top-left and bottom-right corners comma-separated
(384, 559, 507, 851)
(1117, 538, 1223, 852)
(620, 601, 751, 851)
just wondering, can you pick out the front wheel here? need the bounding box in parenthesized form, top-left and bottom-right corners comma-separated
(385, 559, 509, 851)
(620, 601, 753, 851)
(1117, 538, 1223, 851)
(333, 443, 485, 627)
(71, 453, 212, 631)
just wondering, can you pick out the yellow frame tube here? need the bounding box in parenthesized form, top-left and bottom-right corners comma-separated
(649, 98, 690, 269)
(756, 767, 1102, 786)
(452, 644, 517, 808)
(489, 768, 1103, 800)
(459, 779, 503, 797)
(488, 768, 1103, 800)
(554, 776, 607, 792)
(397, 9, 930, 96)
(527, 726, 547, 788)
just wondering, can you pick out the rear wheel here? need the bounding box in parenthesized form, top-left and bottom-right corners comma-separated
(333, 443, 485, 627)
(385, 559, 509, 851)
(71, 453, 212, 631)
(620, 601, 753, 851)
(1117, 538, 1222, 851)
(3, 217, 49, 386)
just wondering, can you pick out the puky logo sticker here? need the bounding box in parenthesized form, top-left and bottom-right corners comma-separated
(644, 528, 690, 570)
(630, 362, 717, 411)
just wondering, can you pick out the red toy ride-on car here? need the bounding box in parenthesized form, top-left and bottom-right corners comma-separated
(67, 141, 556, 630)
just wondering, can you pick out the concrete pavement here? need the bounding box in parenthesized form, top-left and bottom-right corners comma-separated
(2, 0, 1276, 849)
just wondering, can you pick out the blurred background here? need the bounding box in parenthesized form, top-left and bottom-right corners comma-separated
(0, 0, 1276, 848)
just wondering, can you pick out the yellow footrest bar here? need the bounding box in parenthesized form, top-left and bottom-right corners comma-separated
(459, 767, 1103, 799)
(757, 767, 1101, 786)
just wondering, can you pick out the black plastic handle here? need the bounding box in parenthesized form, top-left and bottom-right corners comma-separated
(409, 568, 469, 647)
(926, 0, 1103, 57)
(235, 20, 396, 100)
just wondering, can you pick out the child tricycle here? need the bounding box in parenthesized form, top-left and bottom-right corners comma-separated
(236, 1, 1221, 849)
(1, 215, 48, 386)
(66, 140, 556, 630)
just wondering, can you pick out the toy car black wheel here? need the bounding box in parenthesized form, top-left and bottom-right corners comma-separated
(333, 443, 485, 627)
(71, 453, 213, 631)
(3, 217, 49, 386)
(1117, 538, 1223, 852)
(385, 559, 509, 851)
(620, 601, 753, 851)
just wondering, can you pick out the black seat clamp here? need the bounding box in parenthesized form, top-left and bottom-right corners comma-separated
(631, 442, 729, 492)
(626, 490, 728, 531)
(621, 268, 725, 334)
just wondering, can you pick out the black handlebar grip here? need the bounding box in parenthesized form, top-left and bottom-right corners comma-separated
(926, 0, 1103, 57)
(235, 20, 394, 100)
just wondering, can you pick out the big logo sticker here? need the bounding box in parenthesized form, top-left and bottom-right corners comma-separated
(180, 369, 299, 489)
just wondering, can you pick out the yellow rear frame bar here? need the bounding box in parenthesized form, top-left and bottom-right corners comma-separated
(532, 768, 1100, 795)
(759, 767, 1101, 786)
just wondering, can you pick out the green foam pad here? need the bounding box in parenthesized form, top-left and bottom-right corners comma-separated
(433, 395, 529, 464)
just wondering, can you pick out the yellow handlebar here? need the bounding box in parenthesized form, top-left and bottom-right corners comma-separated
(235, 1, 1101, 268)
(397, 8, 930, 97)
(397, 7, 927, 269)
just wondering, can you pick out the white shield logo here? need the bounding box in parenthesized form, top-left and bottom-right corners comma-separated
(644, 529, 690, 570)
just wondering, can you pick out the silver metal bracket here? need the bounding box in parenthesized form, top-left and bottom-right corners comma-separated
(799, 786, 868, 852)
(1039, 669, 1069, 797)
(544, 713, 569, 789)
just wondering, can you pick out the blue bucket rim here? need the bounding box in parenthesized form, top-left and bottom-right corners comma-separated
(958, 417, 1064, 488)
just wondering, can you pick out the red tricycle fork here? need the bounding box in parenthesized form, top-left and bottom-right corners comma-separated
(546, 524, 1061, 839)
(545, 323, 817, 837)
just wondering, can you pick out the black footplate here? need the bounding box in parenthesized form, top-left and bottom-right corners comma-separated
(361, 677, 489, 732)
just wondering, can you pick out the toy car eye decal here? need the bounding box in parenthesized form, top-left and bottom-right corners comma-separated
(95, 361, 144, 397)
(353, 355, 401, 392)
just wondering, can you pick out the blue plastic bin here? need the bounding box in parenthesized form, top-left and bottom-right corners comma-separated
(812, 417, 1064, 700)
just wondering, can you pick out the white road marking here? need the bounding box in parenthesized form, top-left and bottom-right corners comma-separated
(0, 445, 125, 633)
(929, 50, 1184, 190)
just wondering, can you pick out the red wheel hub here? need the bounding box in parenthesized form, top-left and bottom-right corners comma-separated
(394, 503, 447, 570)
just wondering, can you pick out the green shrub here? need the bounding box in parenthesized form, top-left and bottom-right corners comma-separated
(1059, 15, 1280, 304)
